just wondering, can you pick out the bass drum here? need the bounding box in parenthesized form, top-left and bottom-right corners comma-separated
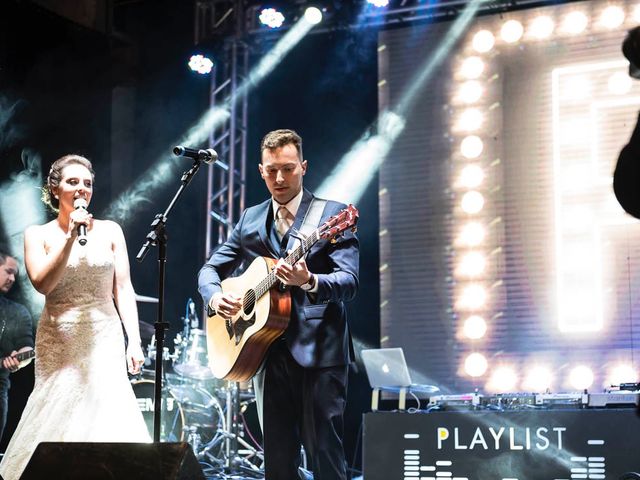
(131, 379, 185, 442)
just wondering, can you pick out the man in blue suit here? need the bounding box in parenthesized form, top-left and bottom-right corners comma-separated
(198, 129, 359, 479)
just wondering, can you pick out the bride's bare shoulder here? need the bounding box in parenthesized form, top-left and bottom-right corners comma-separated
(24, 221, 57, 240)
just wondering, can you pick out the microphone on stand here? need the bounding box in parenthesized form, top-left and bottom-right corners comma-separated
(173, 146, 219, 165)
(73, 198, 89, 246)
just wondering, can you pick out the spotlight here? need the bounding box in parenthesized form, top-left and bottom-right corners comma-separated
(461, 191, 485, 214)
(456, 108, 483, 132)
(464, 352, 488, 377)
(188, 54, 214, 75)
(458, 251, 486, 277)
(568, 365, 594, 390)
(529, 16, 554, 39)
(460, 135, 483, 158)
(459, 284, 487, 309)
(500, 20, 524, 44)
(459, 164, 484, 188)
(562, 11, 589, 35)
(460, 56, 485, 79)
(600, 5, 625, 29)
(458, 81, 483, 104)
(366, 0, 389, 7)
(304, 6, 323, 25)
(607, 364, 638, 386)
(472, 30, 495, 53)
(523, 366, 553, 392)
(459, 222, 485, 246)
(562, 75, 590, 101)
(463, 315, 487, 339)
(259, 8, 285, 29)
(487, 366, 518, 392)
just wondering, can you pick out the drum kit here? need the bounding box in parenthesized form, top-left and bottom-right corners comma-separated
(132, 298, 264, 477)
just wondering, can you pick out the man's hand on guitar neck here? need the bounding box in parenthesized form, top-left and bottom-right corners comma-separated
(274, 258, 315, 289)
(210, 292, 243, 320)
(2, 346, 34, 373)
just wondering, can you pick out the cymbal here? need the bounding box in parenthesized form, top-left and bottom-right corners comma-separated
(135, 293, 159, 303)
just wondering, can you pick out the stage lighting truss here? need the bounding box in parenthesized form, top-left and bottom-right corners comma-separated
(450, 0, 640, 393)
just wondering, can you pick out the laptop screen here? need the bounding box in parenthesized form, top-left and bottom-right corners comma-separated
(361, 348, 412, 389)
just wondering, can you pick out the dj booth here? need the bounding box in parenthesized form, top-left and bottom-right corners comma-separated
(363, 408, 640, 480)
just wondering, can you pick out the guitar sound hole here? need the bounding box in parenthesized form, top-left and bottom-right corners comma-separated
(243, 289, 256, 315)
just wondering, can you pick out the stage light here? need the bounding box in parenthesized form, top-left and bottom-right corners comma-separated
(560, 119, 590, 145)
(460, 135, 483, 158)
(608, 71, 632, 95)
(459, 222, 485, 246)
(188, 54, 214, 75)
(606, 364, 638, 386)
(487, 366, 518, 392)
(529, 15, 554, 40)
(458, 81, 483, 104)
(634, 4, 640, 23)
(463, 315, 487, 339)
(458, 164, 484, 188)
(458, 251, 486, 277)
(459, 284, 487, 309)
(460, 56, 485, 79)
(568, 365, 594, 390)
(304, 6, 323, 25)
(562, 11, 589, 35)
(461, 191, 485, 214)
(523, 366, 553, 392)
(472, 30, 495, 53)
(464, 352, 488, 377)
(599, 5, 625, 29)
(366, 0, 389, 7)
(500, 20, 524, 44)
(456, 108, 483, 132)
(259, 8, 285, 29)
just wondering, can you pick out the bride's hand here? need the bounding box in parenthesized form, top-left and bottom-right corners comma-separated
(126, 344, 145, 375)
(67, 208, 93, 239)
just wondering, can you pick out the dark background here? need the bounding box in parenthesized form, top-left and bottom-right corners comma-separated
(0, 0, 380, 471)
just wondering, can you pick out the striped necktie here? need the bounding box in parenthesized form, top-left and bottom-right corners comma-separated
(275, 206, 294, 240)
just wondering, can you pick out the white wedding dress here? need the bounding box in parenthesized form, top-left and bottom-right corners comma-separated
(0, 243, 150, 480)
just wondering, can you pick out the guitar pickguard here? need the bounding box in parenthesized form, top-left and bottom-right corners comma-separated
(226, 314, 256, 345)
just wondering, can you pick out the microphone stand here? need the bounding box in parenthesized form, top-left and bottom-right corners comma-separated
(136, 158, 204, 442)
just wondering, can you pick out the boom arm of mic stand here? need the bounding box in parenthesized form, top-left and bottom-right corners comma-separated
(134, 158, 203, 443)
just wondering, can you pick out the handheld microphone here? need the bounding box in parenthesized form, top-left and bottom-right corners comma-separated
(173, 146, 218, 165)
(73, 198, 88, 246)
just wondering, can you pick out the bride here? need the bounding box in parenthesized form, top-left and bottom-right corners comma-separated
(0, 154, 150, 479)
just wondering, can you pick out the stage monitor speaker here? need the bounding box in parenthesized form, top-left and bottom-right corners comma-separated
(19, 442, 205, 480)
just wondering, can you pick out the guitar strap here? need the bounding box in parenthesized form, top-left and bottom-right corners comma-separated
(290, 197, 327, 253)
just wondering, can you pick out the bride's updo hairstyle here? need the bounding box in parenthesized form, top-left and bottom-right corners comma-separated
(42, 154, 95, 213)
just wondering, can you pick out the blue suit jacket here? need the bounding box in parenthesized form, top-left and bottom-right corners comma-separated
(198, 189, 359, 368)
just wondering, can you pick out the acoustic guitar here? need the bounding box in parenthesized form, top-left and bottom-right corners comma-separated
(206, 204, 358, 381)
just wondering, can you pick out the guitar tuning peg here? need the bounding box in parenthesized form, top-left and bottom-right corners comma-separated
(351, 227, 357, 233)
(331, 237, 338, 244)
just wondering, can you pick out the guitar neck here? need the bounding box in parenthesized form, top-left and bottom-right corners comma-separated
(254, 230, 321, 298)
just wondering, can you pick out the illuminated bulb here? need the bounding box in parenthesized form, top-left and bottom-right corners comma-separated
(459, 284, 487, 309)
(458, 81, 483, 104)
(460, 135, 483, 159)
(459, 222, 485, 246)
(529, 16, 554, 39)
(461, 191, 485, 214)
(600, 5, 625, 29)
(608, 71, 632, 95)
(457, 108, 484, 132)
(460, 56, 485, 79)
(304, 7, 323, 25)
(459, 164, 484, 188)
(487, 366, 518, 392)
(568, 365, 594, 390)
(259, 8, 285, 28)
(458, 251, 486, 277)
(501, 20, 524, 43)
(563, 11, 589, 35)
(607, 364, 638, 386)
(472, 30, 495, 53)
(562, 76, 591, 101)
(464, 353, 488, 377)
(463, 315, 487, 339)
(523, 366, 553, 392)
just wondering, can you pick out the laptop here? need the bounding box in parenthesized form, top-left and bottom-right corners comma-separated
(361, 347, 439, 393)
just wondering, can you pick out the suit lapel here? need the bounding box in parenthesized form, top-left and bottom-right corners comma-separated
(257, 199, 279, 258)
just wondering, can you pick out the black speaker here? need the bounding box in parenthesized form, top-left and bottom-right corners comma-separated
(19, 442, 205, 480)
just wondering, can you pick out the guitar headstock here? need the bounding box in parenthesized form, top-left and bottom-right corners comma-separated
(318, 204, 359, 242)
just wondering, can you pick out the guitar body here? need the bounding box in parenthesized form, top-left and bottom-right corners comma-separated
(206, 256, 291, 381)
